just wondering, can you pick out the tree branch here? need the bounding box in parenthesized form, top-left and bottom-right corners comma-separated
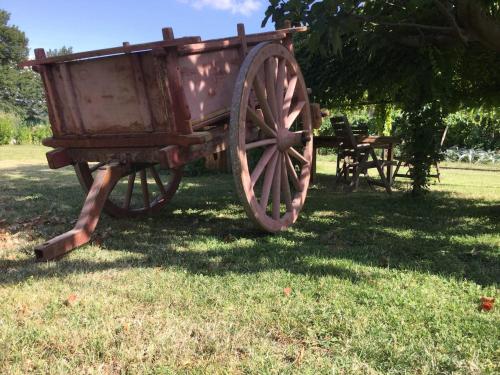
(432, 0, 469, 45)
(372, 21, 455, 34)
(457, 0, 500, 52)
(394, 34, 461, 48)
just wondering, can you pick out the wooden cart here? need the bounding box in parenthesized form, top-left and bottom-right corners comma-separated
(21, 23, 319, 261)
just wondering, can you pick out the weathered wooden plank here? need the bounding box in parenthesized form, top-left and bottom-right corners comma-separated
(162, 27, 192, 135)
(21, 36, 201, 67)
(127, 51, 154, 131)
(59, 64, 85, 134)
(42, 131, 217, 149)
(237, 23, 248, 60)
(177, 27, 307, 55)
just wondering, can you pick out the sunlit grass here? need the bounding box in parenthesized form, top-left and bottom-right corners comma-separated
(0, 145, 499, 374)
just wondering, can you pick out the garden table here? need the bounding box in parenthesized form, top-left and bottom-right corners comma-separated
(312, 135, 401, 185)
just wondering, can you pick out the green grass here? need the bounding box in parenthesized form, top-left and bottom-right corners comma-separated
(1, 145, 499, 374)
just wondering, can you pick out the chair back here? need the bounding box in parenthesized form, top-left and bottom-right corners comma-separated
(330, 115, 364, 149)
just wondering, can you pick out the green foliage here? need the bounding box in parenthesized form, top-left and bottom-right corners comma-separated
(183, 158, 208, 176)
(444, 110, 500, 150)
(31, 124, 52, 144)
(14, 125, 32, 144)
(0, 111, 51, 145)
(46, 46, 73, 57)
(0, 10, 28, 65)
(0, 9, 47, 124)
(395, 104, 446, 195)
(0, 66, 46, 124)
(0, 111, 18, 144)
(264, 0, 500, 194)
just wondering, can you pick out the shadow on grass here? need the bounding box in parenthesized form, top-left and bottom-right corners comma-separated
(1, 165, 499, 287)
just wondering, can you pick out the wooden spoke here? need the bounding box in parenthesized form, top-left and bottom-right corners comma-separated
(140, 169, 150, 211)
(149, 166, 167, 197)
(265, 57, 279, 121)
(260, 152, 279, 210)
(89, 161, 107, 173)
(230, 42, 312, 232)
(272, 153, 282, 219)
(123, 172, 136, 209)
(281, 154, 293, 212)
(275, 58, 286, 128)
(250, 146, 277, 188)
(247, 106, 276, 137)
(245, 137, 277, 151)
(285, 153, 302, 192)
(282, 75, 297, 120)
(288, 147, 308, 165)
(253, 75, 276, 129)
(285, 100, 306, 129)
(75, 162, 182, 218)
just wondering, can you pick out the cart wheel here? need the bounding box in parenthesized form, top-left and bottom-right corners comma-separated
(230, 42, 313, 232)
(74, 162, 182, 218)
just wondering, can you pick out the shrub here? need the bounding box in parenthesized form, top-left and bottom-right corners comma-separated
(31, 124, 52, 144)
(444, 110, 499, 150)
(0, 112, 18, 145)
(15, 126, 33, 145)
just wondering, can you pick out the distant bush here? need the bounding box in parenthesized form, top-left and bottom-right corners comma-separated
(15, 126, 33, 144)
(444, 110, 499, 150)
(0, 112, 52, 145)
(31, 124, 52, 144)
(0, 112, 19, 145)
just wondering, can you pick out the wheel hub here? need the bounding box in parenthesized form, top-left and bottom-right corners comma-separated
(276, 128, 310, 152)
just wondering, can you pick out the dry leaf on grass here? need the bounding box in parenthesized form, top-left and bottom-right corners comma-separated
(293, 347, 305, 365)
(63, 294, 78, 307)
(480, 296, 495, 311)
(122, 323, 130, 332)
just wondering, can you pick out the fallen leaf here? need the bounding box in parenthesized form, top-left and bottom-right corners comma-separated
(293, 347, 305, 365)
(480, 296, 495, 311)
(283, 287, 292, 297)
(64, 293, 78, 307)
(15, 304, 29, 317)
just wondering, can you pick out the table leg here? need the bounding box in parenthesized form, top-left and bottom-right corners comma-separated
(387, 144, 393, 185)
(311, 145, 317, 183)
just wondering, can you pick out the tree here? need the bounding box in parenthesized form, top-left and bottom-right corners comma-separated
(0, 9, 46, 123)
(46, 46, 73, 57)
(263, 0, 500, 194)
(0, 10, 28, 65)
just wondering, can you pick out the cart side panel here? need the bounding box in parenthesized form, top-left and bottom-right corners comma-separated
(179, 48, 241, 125)
(49, 53, 171, 136)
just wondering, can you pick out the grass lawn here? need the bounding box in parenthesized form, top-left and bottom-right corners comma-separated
(1, 145, 499, 374)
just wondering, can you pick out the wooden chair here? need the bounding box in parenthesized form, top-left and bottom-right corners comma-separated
(332, 116, 391, 193)
(393, 126, 448, 182)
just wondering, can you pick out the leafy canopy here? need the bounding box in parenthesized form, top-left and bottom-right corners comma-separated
(263, 0, 500, 194)
(0, 10, 46, 123)
(263, 0, 500, 111)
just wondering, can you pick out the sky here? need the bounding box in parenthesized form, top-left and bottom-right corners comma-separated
(1, 0, 274, 55)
